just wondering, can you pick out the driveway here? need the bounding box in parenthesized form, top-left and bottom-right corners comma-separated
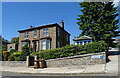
(105, 50, 119, 76)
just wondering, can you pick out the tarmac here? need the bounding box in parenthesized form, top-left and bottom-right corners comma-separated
(0, 49, 119, 76)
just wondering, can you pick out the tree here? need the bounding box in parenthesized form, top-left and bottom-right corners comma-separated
(2, 44, 7, 51)
(76, 2, 119, 47)
(21, 45, 30, 61)
(10, 37, 19, 44)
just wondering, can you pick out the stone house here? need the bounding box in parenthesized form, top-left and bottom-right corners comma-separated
(18, 20, 70, 52)
(7, 43, 18, 51)
(73, 35, 92, 45)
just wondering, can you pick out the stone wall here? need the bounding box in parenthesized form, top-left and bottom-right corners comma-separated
(2, 61, 26, 67)
(46, 52, 106, 68)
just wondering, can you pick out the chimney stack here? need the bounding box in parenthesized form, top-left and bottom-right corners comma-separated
(60, 20, 64, 29)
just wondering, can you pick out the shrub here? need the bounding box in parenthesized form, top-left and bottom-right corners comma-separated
(38, 41, 107, 60)
(3, 51, 10, 61)
(21, 45, 30, 60)
(32, 52, 40, 55)
(84, 41, 107, 53)
(10, 49, 16, 54)
(14, 57, 21, 61)
(80, 51, 87, 54)
(13, 52, 22, 56)
(8, 55, 15, 61)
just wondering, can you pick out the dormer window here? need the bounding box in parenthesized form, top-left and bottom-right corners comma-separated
(43, 28, 49, 36)
(24, 32, 29, 39)
(34, 30, 37, 38)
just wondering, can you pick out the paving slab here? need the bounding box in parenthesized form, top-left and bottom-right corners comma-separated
(83, 64, 105, 73)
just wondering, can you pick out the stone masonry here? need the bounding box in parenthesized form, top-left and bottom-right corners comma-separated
(46, 52, 106, 68)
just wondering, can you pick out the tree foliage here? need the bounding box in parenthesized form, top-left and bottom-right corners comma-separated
(76, 2, 119, 47)
(10, 37, 19, 44)
(21, 45, 30, 60)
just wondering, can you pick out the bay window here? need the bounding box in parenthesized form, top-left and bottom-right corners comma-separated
(42, 39, 50, 50)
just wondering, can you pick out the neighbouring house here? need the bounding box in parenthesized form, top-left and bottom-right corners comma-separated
(0, 35, 9, 46)
(73, 35, 92, 45)
(18, 20, 70, 52)
(7, 43, 18, 51)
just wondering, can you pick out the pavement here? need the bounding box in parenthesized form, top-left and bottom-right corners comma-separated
(1, 64, 106, 74)
(0, 49, 119, 76)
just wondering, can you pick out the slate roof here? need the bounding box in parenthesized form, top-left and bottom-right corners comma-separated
(73, 35, 92, 41)
(18, 23, 70, 35)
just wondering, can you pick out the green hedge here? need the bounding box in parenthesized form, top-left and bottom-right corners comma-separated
(38, 41, 107, 60)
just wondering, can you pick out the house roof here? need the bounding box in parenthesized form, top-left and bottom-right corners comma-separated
(73, 35, 92, 41)
(18, 23, 70, 35)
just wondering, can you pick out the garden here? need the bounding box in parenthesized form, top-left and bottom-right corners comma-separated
(2, 41, 107, 61)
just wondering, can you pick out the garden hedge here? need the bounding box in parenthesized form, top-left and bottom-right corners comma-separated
(37, 41, 107, 60)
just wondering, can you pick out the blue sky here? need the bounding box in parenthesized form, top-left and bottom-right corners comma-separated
(2, 2, 82, 44)
(2, 2, 119, 44)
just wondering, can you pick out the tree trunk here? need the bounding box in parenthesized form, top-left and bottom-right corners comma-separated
(106, 46, 109, 63)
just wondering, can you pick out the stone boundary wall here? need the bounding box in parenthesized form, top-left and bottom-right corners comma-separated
(46, 52, 106, 68)
(2, 61, 26, 67)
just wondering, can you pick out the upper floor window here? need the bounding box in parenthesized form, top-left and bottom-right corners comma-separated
(43, 28, 49, 36)
(58, 28, 60, 37)
(24, 32, 29, 39)
(34, 30, 37, 38)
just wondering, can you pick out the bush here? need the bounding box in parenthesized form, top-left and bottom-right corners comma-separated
(14, 57, 21, 61)
(8, 55, 15, 61)
(10, 49, 16, 54)
(3, 51, 10, 61)
(84, 41, 107, 53)
(21, 45, 30, 61)
(13, 52, 22, 56)
(38, 41, 107, 60)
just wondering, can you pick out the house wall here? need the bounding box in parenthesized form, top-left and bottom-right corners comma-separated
(18, 25, 70, 51)
(7, 43, 16, 51)
(56, 26, 70, 48)
(74, 40, 92, 45)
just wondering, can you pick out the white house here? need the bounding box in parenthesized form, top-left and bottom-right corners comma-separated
(73, 35, 92, 45)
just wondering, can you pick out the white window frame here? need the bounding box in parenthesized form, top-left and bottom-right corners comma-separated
(43, 28, 49, 37)
(24, 32, 29, 39)
(41, 39, 50, 50)
(34, 30, 37, 38)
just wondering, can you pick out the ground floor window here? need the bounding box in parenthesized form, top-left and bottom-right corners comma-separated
(22, 42, 29, 47)
(42, 39, 50, 50)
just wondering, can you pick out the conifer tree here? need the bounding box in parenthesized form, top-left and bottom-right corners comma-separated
(76, 2, 119, 47)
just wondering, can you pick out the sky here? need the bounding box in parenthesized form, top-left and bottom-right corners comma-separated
(2, 2, 82, 44)
(2, 1, 120, 44)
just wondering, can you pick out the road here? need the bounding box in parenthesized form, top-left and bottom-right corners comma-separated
(1, 71, 119, 78)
